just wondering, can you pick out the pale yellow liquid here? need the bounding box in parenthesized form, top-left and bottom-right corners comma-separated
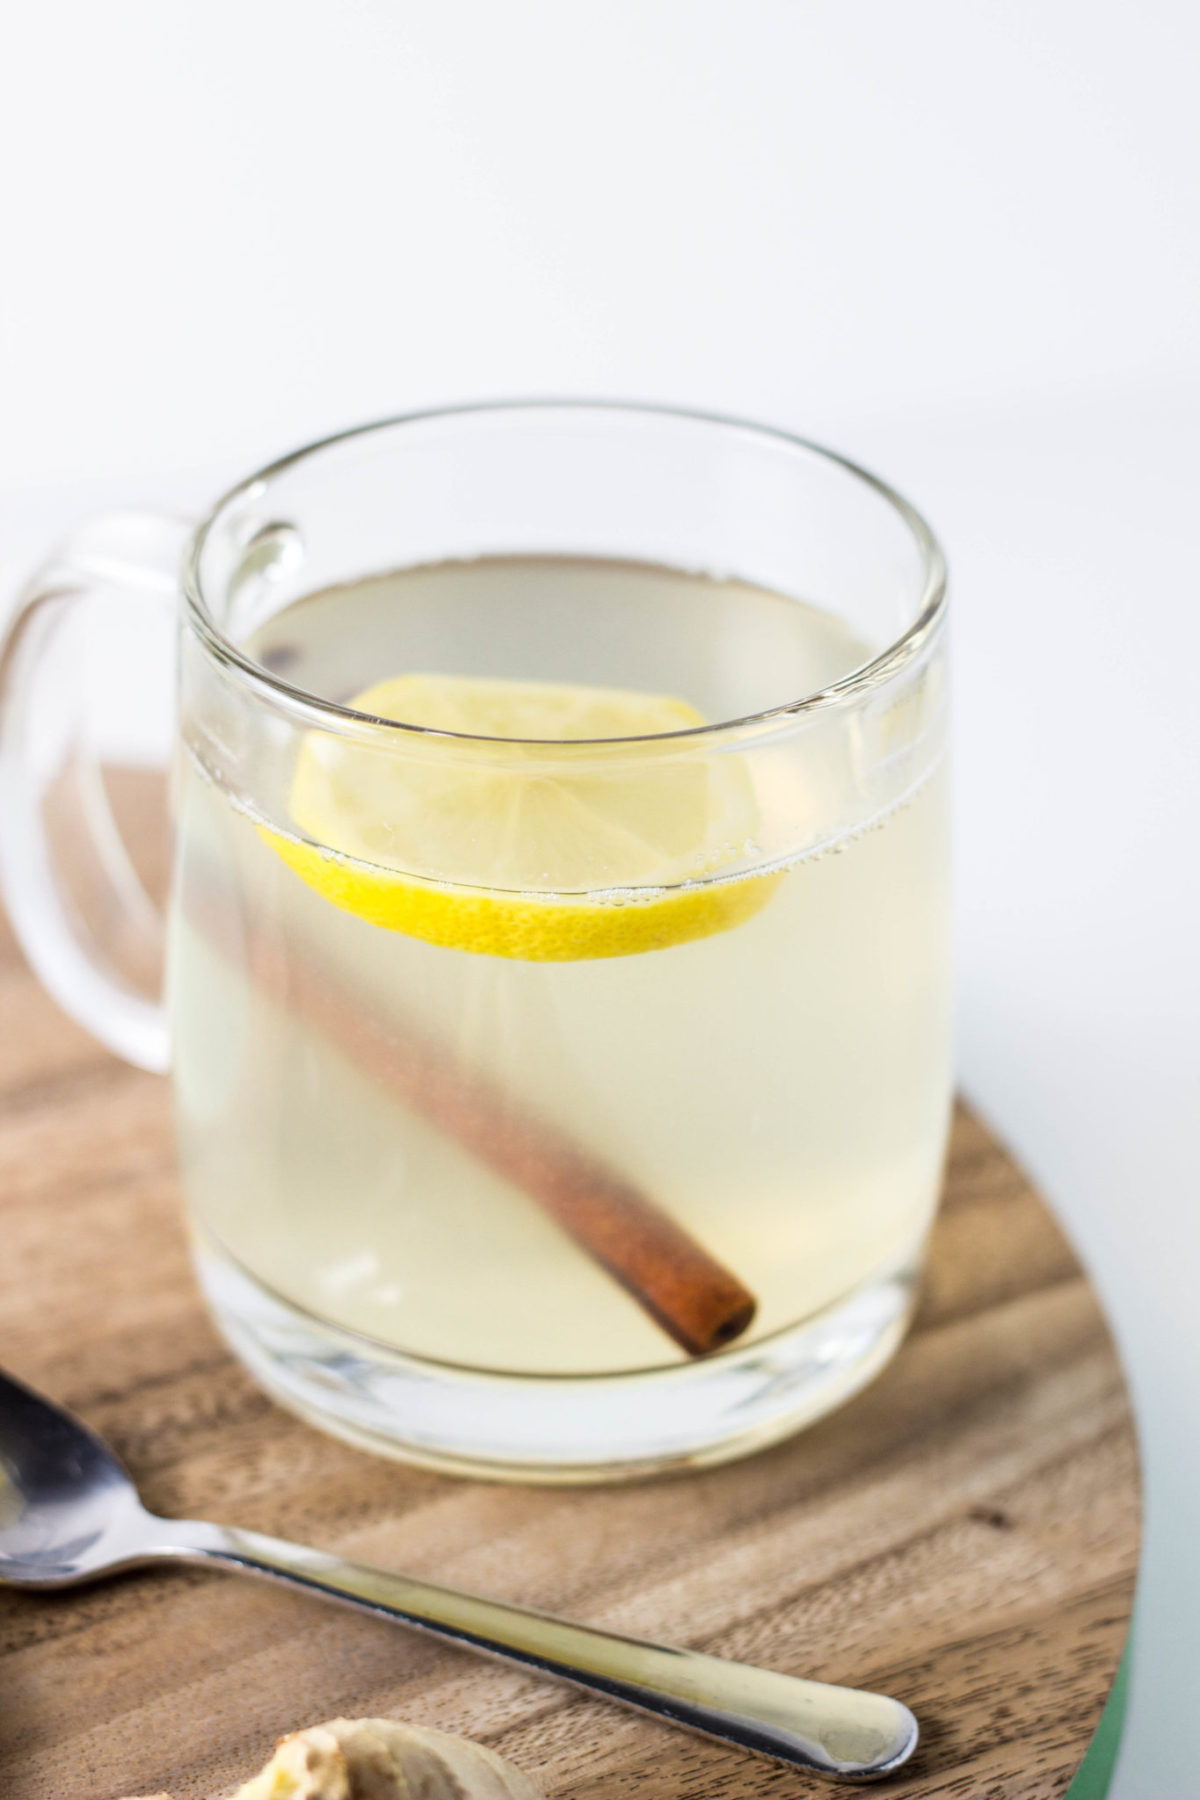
(171, 559, 951, 1376)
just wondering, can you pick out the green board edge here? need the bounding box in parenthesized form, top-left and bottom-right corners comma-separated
(1065, 1641, 1131, 1800)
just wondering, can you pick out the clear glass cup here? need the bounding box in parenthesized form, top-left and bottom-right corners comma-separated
(0, 403, 950, 1481)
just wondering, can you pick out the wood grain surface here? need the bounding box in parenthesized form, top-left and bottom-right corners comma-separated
(0, 781, 1139, 1800)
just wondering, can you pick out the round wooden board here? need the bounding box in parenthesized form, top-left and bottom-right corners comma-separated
(0, 790, 1140, 1800)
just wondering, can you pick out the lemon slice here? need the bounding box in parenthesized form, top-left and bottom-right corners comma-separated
(262, 672, 782, 960)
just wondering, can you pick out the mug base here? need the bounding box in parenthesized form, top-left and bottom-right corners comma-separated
(193, 1228, 922, 1484)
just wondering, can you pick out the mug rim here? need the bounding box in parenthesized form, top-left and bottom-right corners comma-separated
(183, 398, 948, 747)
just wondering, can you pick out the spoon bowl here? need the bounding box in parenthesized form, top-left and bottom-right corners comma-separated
(0, 1367, 155, 1584)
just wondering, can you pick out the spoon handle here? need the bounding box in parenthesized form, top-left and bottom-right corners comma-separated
(152, 1518, 916, 1780)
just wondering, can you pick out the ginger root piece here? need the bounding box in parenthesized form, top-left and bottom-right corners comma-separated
(230, 1716, 545, 1799)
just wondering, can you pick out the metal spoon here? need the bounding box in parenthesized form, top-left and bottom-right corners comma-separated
(0, 1365, 918, 1781)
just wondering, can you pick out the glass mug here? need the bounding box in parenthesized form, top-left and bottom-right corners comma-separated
(0, 404, 950, 1481)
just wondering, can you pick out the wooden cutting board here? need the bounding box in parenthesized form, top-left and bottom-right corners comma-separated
(0, 785, 1139, 1800)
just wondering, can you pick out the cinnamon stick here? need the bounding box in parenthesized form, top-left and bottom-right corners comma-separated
(185, 870, 757, 1357)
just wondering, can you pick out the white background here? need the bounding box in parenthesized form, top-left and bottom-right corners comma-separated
(2, 5, 1198, 1793)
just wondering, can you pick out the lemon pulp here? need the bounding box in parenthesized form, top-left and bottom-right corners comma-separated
(262, 672, 783, 959)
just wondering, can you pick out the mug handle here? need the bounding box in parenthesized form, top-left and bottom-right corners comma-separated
(0, 511, 193, 1073)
